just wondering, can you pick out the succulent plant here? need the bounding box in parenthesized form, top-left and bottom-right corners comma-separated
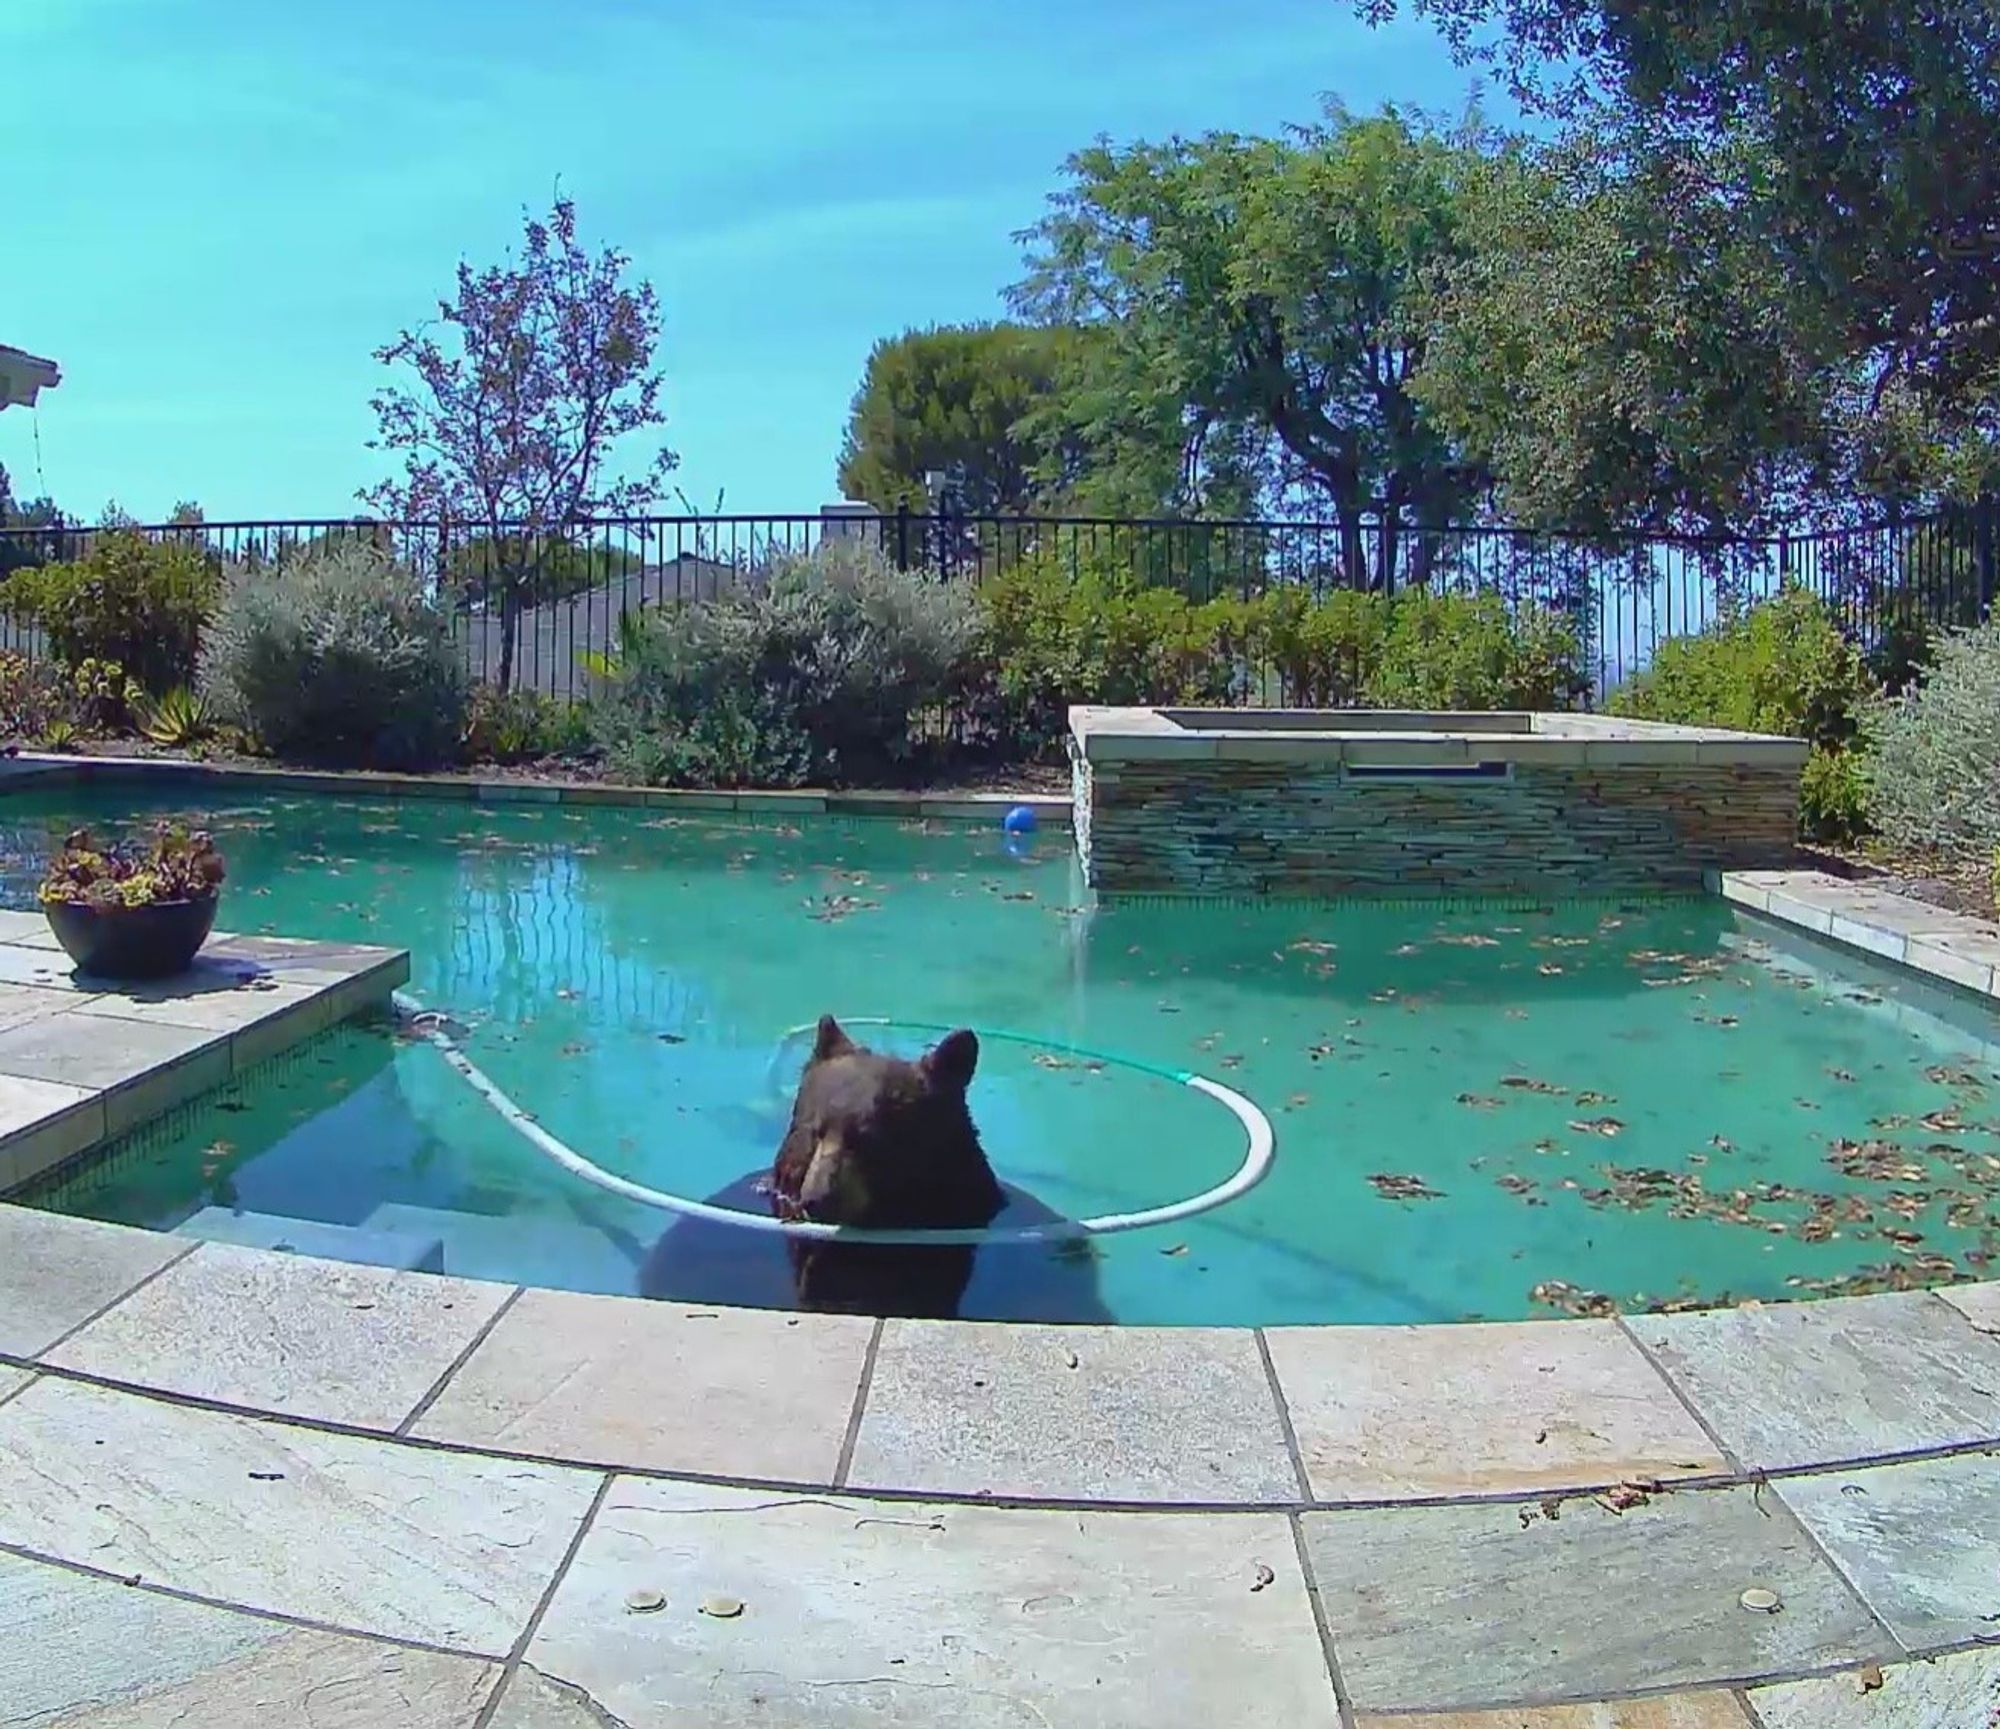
(38, 823, 226, 909)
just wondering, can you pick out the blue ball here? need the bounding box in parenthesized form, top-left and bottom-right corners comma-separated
(1002, 805, 1039, 836)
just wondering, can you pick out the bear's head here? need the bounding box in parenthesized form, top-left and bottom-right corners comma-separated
(770, 1015, 1005, 1232)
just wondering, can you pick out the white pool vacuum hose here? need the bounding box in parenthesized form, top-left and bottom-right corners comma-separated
(393, 996, 1276, 1246)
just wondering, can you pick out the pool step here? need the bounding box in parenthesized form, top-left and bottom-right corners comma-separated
(175, 1207, 446, 1274)
(360, 1201, 640, 1291)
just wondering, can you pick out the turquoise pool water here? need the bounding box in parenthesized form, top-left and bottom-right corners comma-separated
(5, 785, 1998, 1325)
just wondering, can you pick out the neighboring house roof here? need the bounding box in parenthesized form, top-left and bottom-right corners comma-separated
(460, 553, 754, 684)
(0, 346, 59, 411)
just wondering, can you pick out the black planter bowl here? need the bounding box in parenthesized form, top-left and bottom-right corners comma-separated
(43, 896, 221, 982)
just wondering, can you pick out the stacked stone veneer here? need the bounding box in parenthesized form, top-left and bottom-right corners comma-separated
(1071, 728, 1804, 899)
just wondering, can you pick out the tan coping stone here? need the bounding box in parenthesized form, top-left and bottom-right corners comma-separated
(1264, 1319, 1727, 1502)
(101, 1040, 235, 1141)
(1356, 1697, 1754, 1729)
(45, 1242, 516, 1430)
(1936, 1280, 2000, 1332)
(0, 1085, 105, 1195)
(640, 789, 737, 810)
(0, 1204, 188, 1358)
(475, 781, 562, 805)
(1751, 1646, 2000, 1729)
(0, 1374, 602, 1655)
(411, 1286, 872, 1483)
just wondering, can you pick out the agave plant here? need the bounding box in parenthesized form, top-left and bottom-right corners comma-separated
(134, 686, 217, 747)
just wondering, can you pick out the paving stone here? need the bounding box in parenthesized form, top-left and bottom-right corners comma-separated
(68, 974, 322, 1034)
(1626, 1294, 2000, 1470)
(414, 1287, 870, 1481)
(1937, 1280, 2000, 1333)
(0, 1073, 104, 1193)
(0, 1205, 185, 1357)
(0, 909, 63, 948)
(47, 1242, 514, 1429)
(0, 1009, 227, 1091)
(0, 1365, 31, 1405)
(1302, 1484, 1890, 1712)
(503, 1477, 1337, 1728)
(0, 1549, 498, 1726)
(1752, 1646, 2000, 1729)
(1355, 1698, 1753, 1729)
(1266, 1319, 1725, 1500)
(0, 979, 80, 1032)
(0, 942, 82, 988)
(1779, 1452, 2000, 1652)
(846, 1319, 1298, 1502)
(0, 1375, 601, 1653)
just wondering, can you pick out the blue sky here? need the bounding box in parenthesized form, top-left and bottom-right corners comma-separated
(1, 0, 1484, 524)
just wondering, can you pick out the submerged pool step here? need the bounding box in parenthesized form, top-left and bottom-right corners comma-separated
(360, 1201, 641, 1291)
(175, 1208, 447, 1274)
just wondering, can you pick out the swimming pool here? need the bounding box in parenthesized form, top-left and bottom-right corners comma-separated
(4, 784, 1996, 1325)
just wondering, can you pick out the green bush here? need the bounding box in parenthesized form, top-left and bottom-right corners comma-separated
(2, 529, 220, 694)
(1250, 587, 1384, 707)
(975, 556, 1584, 755)
(203, 541, 468, 771)
(1609, 587, 1874, 840)
(1366, 589, 1587, 710)
(592, 541, 980, 787)
(463, 686, 593, 765)
(973, 552, 1251, 750)
(1608, 587, 1870, 745)
(1864, 616, 2000, 862)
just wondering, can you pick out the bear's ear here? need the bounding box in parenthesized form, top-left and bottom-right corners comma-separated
(811, 1015, 857, 1063)
(920, 1027, 979, 1092)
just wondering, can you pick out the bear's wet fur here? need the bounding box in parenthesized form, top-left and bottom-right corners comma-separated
(639, 1016, 1110, 1321)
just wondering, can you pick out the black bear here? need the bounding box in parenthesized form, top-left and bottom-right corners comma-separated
(638, 1015, 1109, 1321)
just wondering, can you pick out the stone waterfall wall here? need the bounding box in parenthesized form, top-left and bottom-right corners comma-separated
(1072, 755, 1800, 898)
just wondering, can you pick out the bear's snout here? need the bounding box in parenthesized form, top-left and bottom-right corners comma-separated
(796, 1132, 866, 1222)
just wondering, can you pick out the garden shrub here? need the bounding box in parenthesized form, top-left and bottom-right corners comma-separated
(974, 551, 1254, 751)
(592, 540, 980, 787)
(1608, 586, 1874, 840)
(463, 686, 594, 765)
(203, 540, 468, 771)
(2, 529, 219, 694)
(976, 555, 1584, 756)
(1864, 616, 2000, 863)
(1249, 587, 1384, 706)
(1364, 589, 1586, 711)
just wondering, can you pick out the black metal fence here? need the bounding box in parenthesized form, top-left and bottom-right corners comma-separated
(1, 500, 1993, 705)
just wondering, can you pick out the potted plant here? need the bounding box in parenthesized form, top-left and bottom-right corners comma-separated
(38, 824, 226, 980)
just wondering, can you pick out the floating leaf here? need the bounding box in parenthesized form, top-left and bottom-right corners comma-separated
(1574, 1091, 1616, 1108)
(1501, 1075, 1567, 1096)
(1530, 1280, 1619, 1318)
(1457, 1092, 1504, 1111)
(1570, 1117, 1625, 1138)
(1369, 1173, 1444, 1201)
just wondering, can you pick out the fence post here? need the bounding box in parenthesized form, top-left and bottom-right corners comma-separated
(1977, 493, 1997, 620)
(895, 501, 911, 572)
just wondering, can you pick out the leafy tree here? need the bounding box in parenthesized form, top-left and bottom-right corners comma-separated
(1411, 128, 1841, 537)
(1012, 105, 1492, 587)
(0, 463, 68, 575)
(1353, 0, 2000, 469)
(362, 195, 677, 689)
(836, 323, 1088, 514)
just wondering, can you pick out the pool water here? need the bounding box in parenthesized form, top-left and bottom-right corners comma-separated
(5, 786, 1998, 1325)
